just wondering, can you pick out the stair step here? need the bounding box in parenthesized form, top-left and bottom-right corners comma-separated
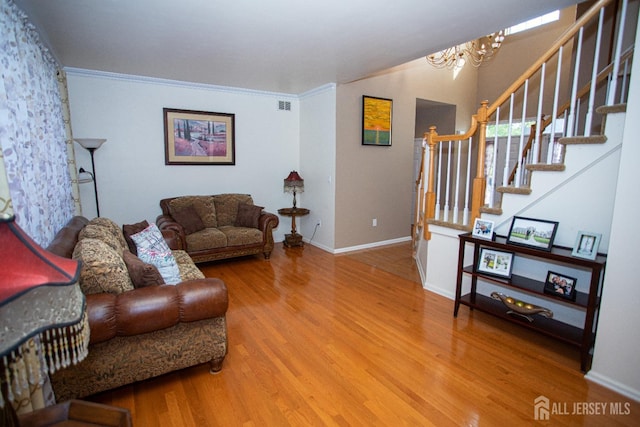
(426, 218, 471, 232)
(558, 135, 607, 145)
(525, 163, 566, 172)
(497, 186, 532, 195)
(480, 206, 502, 215)
(596, 103, 626, 114)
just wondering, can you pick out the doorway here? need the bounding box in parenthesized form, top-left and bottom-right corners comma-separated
(412, 99, 457, 223)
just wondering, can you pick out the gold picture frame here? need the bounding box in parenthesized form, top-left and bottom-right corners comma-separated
(164, 108, 235, 165)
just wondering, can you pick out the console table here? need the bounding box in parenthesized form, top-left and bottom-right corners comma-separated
(455, 232, 606, 372)
(278, 207, 310, 247)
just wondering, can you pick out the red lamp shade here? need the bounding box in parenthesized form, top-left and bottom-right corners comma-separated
(0, 216, 89, 408)
(283, 171, 304, 208)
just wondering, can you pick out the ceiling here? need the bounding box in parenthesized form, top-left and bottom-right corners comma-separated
(16, 0, 579, 95)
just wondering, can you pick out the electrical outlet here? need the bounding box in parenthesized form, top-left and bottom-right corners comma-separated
(372, 218, 377, 227)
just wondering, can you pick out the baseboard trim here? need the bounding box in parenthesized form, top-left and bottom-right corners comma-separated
(585, 371, 640, 402)
(331, 236, 412, 255)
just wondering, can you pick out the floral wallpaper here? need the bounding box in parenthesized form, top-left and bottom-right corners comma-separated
(0, 0, 76, 246)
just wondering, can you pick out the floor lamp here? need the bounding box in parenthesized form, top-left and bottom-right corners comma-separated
(74, 138, 106, 217)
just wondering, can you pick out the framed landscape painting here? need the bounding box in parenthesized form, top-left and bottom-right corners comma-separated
(362, 95, 392, 146)
(164, 108, 235, 165)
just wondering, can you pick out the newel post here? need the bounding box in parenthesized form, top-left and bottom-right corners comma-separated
(471, 101, 489, 224)
(423, 126, 438, 240)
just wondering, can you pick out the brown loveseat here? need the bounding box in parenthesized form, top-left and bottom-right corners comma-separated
(46, 216, 228, 401)
(157, 193, 279, 263)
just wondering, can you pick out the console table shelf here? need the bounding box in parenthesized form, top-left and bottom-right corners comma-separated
(455, 232, 606, 372)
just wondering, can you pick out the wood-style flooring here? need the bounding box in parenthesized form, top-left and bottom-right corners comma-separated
(90, 242, 639, 426)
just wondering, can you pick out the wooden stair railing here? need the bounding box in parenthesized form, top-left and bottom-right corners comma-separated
(504, 46, 633, 188)
(414, 0, 634, 243)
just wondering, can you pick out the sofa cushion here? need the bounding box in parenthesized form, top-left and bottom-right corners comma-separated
(131, 224, 182, 285)
(171, 204, 206, 235)
(213, 194, 253, 226)
(73, 238, 135, 295)
(220, 226, 263, 247)
(79, 224, 123, 255)
(185, 228, 228, 252)
(122, 220, 150, 255)
(172, 250, 205, 281)
(122, 250, 165, 288)
(88, 217, 128, 250)
(235, 202, 263, 228)
(169, 196, 217, 228)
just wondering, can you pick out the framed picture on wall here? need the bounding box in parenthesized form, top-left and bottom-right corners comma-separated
(362, 95, 392, 146)
(164, 108, 235, 165)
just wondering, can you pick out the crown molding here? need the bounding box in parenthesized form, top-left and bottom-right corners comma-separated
(63, 67, 299, 100)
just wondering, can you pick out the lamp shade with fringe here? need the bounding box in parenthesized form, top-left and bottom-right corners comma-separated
(0, 216, 89, 409)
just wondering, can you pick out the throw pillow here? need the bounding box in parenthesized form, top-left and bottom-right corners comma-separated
(234, 202, 263, 228)
(122, 250, 165, 288)
(213, 194, 253, 226)
(122, 220, 150, 255)
(88, 217, 128, 250)
(78, 224, 123, 255)
(72, 238, 134, 295)
(169, 196, 217, 228)
(171, 204, 206, 235)
(130, 223, 182, 285)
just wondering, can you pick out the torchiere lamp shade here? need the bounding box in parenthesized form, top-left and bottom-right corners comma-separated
(0, 216, 89, 408)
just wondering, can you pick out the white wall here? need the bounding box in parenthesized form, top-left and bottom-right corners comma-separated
(587, 24, 640, 401)
(299, 85, 337, 251)
(68, 70, 299, 243)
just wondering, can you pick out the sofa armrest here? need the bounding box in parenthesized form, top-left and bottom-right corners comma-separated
(156, 214, 186, 250)
(86, 278, 228, 344)
(258, 211, 279, 236)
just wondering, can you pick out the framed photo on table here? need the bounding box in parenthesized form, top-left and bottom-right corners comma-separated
(472, 218, 495, 240)
(476, 247, 514, 279)
(571, 231, 601, 260)
(506, 216, 558, 251)
(164, 108, 235, 165)
(544, 271, 577, 301)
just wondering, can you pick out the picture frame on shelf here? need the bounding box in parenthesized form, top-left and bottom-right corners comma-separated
(472, 218, 495, 240)
(571, 231, 601, 260)
(544, 271, 577, 301)
(164, 108, 235, 165)
(362, 95, 392, 146)
(476, 247, 514, 279)
(506, 216, 558, 251)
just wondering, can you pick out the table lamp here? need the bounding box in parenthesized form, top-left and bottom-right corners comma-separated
(0, 215, 89, 420)
(283, 171, 304, 208)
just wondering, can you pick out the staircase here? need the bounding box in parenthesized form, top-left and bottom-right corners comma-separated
(412, 0, 637, 297)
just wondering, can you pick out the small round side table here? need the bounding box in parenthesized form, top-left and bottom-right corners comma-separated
(278, 207, 310, 247)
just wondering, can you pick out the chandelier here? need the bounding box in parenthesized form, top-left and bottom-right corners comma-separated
(426, 30, 505, 69)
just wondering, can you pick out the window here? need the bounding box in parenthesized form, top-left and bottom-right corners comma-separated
(505, 10, 560, 35)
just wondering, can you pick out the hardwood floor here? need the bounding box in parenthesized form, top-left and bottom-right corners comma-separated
(90, 243, 639, 426)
